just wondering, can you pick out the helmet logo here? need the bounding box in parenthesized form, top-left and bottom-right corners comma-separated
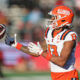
(57, 9, 70, 15)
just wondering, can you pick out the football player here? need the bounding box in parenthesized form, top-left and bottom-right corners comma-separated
(5, 6, 79, 80)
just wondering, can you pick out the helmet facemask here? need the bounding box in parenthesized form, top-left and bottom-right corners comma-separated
(47, 14, 62, 29)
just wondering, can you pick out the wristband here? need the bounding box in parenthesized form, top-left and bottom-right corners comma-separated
(16, 43, 22, 50)
(46, 53, 52, 60)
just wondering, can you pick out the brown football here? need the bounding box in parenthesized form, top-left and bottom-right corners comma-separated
(0, 24, 6, 39)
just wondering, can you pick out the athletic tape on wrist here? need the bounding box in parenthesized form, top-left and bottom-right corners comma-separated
(16, 43, 22, 50)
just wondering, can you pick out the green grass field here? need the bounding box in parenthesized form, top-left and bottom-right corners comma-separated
(3, 71, 51, 80)
(1, 71, 80, 80)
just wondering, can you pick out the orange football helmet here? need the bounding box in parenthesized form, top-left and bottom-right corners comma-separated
(48, 6, 74, 29)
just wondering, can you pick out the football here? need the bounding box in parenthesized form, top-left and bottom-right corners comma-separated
(0, 24, 6, 39)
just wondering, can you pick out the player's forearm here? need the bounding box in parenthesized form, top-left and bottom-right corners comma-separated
(20, 45, 39, 57)
(50, 56, 66, 67)
(15, 43, 39, 57)
(40, 41, 66, 66)
(41, 52, 66, 67)
(42, 41, 74, 67)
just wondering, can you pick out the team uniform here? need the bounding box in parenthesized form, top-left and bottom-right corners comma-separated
(45, 28, 78, 80)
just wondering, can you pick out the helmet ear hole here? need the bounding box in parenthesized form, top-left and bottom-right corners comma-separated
(62, 20, 65, 22)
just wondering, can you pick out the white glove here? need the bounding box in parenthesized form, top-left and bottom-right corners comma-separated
(28, 42, 43, 55)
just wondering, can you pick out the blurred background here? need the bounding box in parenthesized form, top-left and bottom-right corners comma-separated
(0, 0, 80, 80)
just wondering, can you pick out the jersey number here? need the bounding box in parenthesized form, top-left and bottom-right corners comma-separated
(71, 33, 76, 40)
(48, 45, 58, 56)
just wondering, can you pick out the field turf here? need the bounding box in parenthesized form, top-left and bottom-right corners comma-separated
(1, 71, 80, 80)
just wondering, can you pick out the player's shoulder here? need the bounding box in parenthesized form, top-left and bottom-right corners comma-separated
(60, 29, 77, 41)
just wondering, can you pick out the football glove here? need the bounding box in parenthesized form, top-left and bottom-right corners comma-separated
(5, 34, 17, 47)
(28, 42, 43, 55)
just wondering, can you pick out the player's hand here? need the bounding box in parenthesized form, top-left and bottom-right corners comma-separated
(28, 42, 43, 55)
(5, 34, 17, 47)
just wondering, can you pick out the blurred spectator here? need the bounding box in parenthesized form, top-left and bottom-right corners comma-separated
(19, 7, 43, 29)
(39, 0, 55, 8)
(74, 24, 80, 41)
(75, 8, 80, 17)
(17, 7, 43, 40)
(74, 0, 80, 17)
(23, 31, 32, 42)
(56, 0, 64, 6)
(32, 26, 44, 42)
(7, 0, 23, 7)
(15, 56, 27, 72)
(17, 8, 30, 30)
(0, 0, 8, 13)
(7, 0, 38, 10)
(14, 42, 33, 72)
(74, 0, 80, 9)
(28, 7, 43, 24)
(0, 49, 5, 78)
(0, 11, 9, 26)
(21, 0, 38, 10)
(74, 42, 80, 71)
(7, 5, 23, 33)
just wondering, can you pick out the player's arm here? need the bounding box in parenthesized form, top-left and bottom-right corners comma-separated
(23, 40, 47, 56)
(20, 46, 39, 57)
(5, 34, 40, 57)
(28, 32, 77, 67)
(42, 40, 75, 67)
(20, 39, 47, 57)
(28, 40, 75, 67)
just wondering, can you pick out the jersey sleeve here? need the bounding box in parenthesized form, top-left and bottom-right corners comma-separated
(65, 32, 77, 41)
